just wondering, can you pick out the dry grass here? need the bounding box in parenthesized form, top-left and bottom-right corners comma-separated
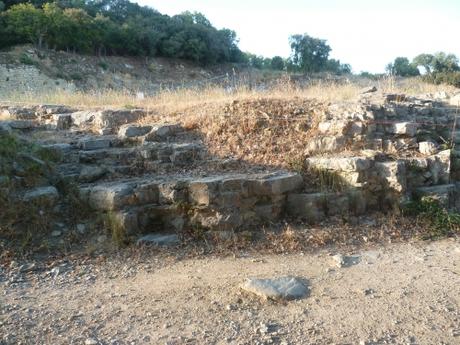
(1, 78, 361, 111)
(1, 75, 456, 112)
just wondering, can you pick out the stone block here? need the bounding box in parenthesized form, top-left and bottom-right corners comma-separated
(133, 181, 160, 204)
(23, 186, 59, 206)
(188, 177, 221, 206)
(118, 124, 153, 139)
(248, 173, 302, 196)
(8, 120, 38, 129)
(415, 184, 455, 207)
(144, 124, 182, 141)
(449, 93, 460, 106)
(114, 209, 139, 234)
(286, 193, 327, 223)
(386, 122, 418, 136)
(158, 181, 188, 204)
(427, 150, 451, 185)
(78, 137, 112, 151)
(307, 136, 346, 153)
(82, 182, 135, 210)
(54, 114, 72, 130)
(306, 157, 372, 172)
(374, 161, 406, 193)
(418, 141, 438, 155)
(254, 203, 283, 221)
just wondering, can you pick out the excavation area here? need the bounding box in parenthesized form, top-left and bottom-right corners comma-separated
(1, 84, 460, 345)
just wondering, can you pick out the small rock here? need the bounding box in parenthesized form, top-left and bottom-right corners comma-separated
(23, 186, 59, 206)
(226, 304, 237, 311)
(363, 288, 375, 296)
(332, 254, 345, 268)
(360, 86, 377, 94)
(85, 338, 99, 345)
(418, 141, 438, 155)
(240, 276, 308, 301)
(76, 224, 86, 234)
(18, 263, 36, 273)
(51, 230, 62, 237)
(137, 234, 180, 247)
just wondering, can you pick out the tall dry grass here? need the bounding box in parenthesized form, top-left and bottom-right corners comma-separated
(2, 79, 360, 111)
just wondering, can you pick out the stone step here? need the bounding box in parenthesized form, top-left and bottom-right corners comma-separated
(414, 184, 456, 208)
(78, 171, 303, 234)
(287, 189, 368, 223)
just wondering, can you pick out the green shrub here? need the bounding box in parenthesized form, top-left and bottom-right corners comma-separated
(403, 196, 460, 239)
(19, 53, 37, 66)
(423, 71, 460, 88)
(98, 61, 108, 70)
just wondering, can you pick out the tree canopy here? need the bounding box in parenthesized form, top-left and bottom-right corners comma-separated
(0, 0, 245, 64)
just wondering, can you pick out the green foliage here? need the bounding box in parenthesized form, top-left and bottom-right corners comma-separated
(0, 1, 244, 65)
(98, 60, 108, 70)
(422, 71, 460, 88)
(413, 52, 459, 74)
(19, 52, 37, 65)
(289, 34, 331, 73)
(403, 197, 460, 239)
(386, 57, 420, 77)
(270, 56, 285, 70)
(287, 33, 350, 74)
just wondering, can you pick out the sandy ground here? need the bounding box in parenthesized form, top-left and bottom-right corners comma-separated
(1, 238, 459, 345)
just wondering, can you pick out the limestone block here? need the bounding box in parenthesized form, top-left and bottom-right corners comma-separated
(78, 137, 112, 151)
(306, 157, 372, 172)
(113, 209, 139, 234)
(118, 124, 152, 139)
(133, 181, 160, 204)
(158, 181, 188, 204)
(248, 173, 302, 196)
(427, 150, 451, 185)
(54, 114, 72, 130)
(374, 161, 406, 193)
(188, 177, 221, 206)
(418, 141, 438, 155)
(286, 193, 327, 223)
(23, 186, 59, 206)
(8, 120, 38, 129)
(82, 182, 136, 210)
(449, 93, 460, 106)
(254, 203, 283, 221)
(386, 122, 418, 136)
(415, 184, 455, 207)
(144, 124, 182, 142)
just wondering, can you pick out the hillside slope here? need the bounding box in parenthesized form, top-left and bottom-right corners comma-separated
(0, 45, 261, 96)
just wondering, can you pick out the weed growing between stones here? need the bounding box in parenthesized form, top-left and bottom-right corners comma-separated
(403, 197, 460, 239)
(103, 211, 129, 248)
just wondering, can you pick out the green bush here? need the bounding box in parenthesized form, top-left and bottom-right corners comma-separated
(19, 53, 37, 66)
(423, 71, 460, 88)
(403, 197, 460, 239)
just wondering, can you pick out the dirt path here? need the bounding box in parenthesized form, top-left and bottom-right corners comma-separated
(1, 239, 459, 345)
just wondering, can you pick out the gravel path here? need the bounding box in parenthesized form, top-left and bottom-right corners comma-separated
(1, 239, 459, 345)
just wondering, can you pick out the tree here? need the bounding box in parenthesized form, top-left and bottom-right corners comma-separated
(289, 34, 331, 72)
(386, 57, 419, 76)
(432, 52, 459, 73)
(413, 53, 435, 74)
(270, 56, 285, 70)
(4, 3, 49, 48)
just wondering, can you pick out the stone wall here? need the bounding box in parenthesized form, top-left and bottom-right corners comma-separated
(0, 65, 75, 96)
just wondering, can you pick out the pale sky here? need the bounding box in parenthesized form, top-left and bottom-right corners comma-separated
(134, 0, 460, 73)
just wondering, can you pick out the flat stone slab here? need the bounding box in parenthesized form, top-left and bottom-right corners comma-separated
(240, 276, 308, 301)
(23, 186, 59, 205)
(137, 233, 180, 246)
